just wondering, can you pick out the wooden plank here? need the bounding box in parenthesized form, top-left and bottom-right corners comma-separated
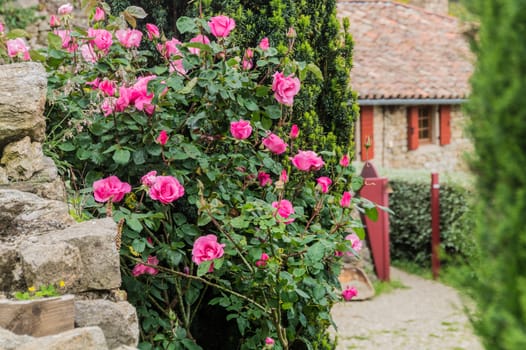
(0, 295, 75, 336)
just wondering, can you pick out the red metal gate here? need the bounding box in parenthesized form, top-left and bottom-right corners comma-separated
(359, 162, 391, 281)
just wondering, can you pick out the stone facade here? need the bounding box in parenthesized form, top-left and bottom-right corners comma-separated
(356, 104, 472, 172)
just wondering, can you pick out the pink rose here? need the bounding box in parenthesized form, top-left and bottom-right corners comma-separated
(169, 59, 186, 75)
(54, 30, 75, 51)
(342, 286, 358, 301)
(272, 71, 300, 106)
(146, 23, 160, 40)
(259, 37, 269, 50)
(230, 120, 252, 140)
(242, 48, 253, 70)
(116, 29, 143, 48)
(80, 44, 98, 63)
(340, 191, 352, 208)
(346, 233, 362, 252)
(291, 150, 325, 171)
(257, 172, 272, 187)
(93, 7, 105, 22)
(93, 175, 131, 203)
(86, 77, 100, 88)
(280, 170, 288, 183)
(88, 28, 112, 52)
(50, 15, 60, 27)
(340, 154, 350, 167)
(148, 175, 185, 204)
(161, 38, 182, 58)
(208, 15, 236, 38)
(189, 34, 210, 55)
(316, 177, 332, 193)
(141, 171, 158, 187)
(290, 124, 299, 139)
(58, 3, 73, 15)
(132, 255, 159, 277)
(100, 97, 115, 117)
(156, 130, 169, 145)
(98, 79, 116, 96)
(262, 133, 287, 155)
(115, 86, 131, 112)
(265, 337, 275, 345)
(255, 252, 269, 268)
(192, 234, 225, 272)
(272, 199, 294, 222)
(6, 38, 30, 61)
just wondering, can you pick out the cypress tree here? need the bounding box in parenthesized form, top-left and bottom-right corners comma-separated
(466, 0, 526, 348)
(107, 0, 357, 154)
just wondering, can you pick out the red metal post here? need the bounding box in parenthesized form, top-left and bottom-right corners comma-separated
(431, 173, 440, 280)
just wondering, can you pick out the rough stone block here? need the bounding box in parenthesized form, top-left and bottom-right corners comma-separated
(16, 326, 109, 350)
(33, 218, 121, 292)
(1, 137, 47, 181)
(19, 241, 83, 291)
(0, 244, 25, 292)
(0, 62, 47, 147)
(0, 189, 74, 239)
(75, 300, 139, 349)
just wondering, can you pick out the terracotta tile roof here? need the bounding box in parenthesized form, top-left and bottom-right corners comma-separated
(337, 0, 474, 100)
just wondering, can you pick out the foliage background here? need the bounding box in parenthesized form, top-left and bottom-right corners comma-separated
(464, 0, 526, 348)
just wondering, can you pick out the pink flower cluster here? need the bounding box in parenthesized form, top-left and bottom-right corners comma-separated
(342, 286, 358, 301)
(113, 75, 157, 115)
(192, 234, 225, 272)
(272, 199, 295, 224)
(132, 255, 159, 276)
(255, 253, 269, 267)
(141, 171, 185, 204)
(93, 176, 131, 203)
(6, 38, 30, 61)
(272, 71, 301, 106)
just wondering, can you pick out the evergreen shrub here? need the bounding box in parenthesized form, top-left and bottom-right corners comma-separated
(385, 169, 476, 266)
(465, 0, 526, 348)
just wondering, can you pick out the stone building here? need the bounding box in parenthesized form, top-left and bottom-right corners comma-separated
(337, 0, 474, 172)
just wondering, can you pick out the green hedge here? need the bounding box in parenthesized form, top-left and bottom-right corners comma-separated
(384, 168, 476, 266)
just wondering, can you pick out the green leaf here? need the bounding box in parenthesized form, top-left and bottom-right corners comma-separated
(113, 149, 131, 165)
(127, 217, 143, 232)
(351, 176, 364, 192)
(47, 32, 62, 50)
(264, 105, 282, 119)
(6, 29, 29, 39)
(230, 216, 249, 229)
(236, 317, 249, 336)
(58, 142, 76, 152)
(132, 239, 146, 253)
(181, 338, 202, 350)
(197, 260, 212, 276)
(124, 6, 148, 19)
(306, 63, 324, 81)
(306, 242, 325, 263)
(176, 16, 197, 34)
(365, 206, 379, 222)
(179, 77, 198, 94)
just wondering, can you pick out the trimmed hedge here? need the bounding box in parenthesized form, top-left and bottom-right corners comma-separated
(384, 168, 476, 266)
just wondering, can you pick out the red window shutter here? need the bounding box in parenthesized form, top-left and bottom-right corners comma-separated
(360, 106, 374, 161)
(407, 107, 419, 150)
(439, 105, 451, 146)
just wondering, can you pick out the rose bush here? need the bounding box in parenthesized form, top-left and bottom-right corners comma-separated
(1, 2, 376, 349)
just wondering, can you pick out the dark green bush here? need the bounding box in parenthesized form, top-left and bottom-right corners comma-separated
(385, 169, 476, 266)
(465, 0, 526, 348)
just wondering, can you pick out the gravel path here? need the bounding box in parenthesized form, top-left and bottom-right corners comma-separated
(331, 267, 483, 350)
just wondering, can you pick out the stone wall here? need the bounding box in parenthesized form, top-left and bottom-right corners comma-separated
(357, 104, 472, 173)
(0, 62, 139, 350)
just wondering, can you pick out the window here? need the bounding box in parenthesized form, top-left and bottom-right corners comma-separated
(418, 106, 433, 143)
(408, 105, 451, 150)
